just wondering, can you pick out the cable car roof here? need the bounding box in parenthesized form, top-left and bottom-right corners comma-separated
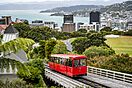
(51, 54, 87, 59)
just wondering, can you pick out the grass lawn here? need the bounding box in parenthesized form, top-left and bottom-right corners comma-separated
(105, 36, 132, 56)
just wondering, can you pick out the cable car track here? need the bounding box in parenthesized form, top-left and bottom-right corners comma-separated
(45, 63, 110, 88)
(75, 76, 110, 88)
(45, 67, 110, 88)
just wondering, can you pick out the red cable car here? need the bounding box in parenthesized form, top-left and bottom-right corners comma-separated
(48, 54, 87, 77)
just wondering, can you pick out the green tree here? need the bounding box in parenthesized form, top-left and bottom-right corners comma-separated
(29, 40, 46, 59)
(77, 29, 87, 33)
(87, 33, 107, 47)
(83, 46, 115, 58)
(26, 59, 45, 77)
(23, 20, 29, 25)
(17, 59, 46, 87)
(13, 23, 30, 37)
(27, 26, 55, 42)
(124, 30, 132, 36)
(0, 38, 35, 72)
(29, 39, 57, 61)
(100, 27, 112, 32)
(52, 40, 68, 54)
(17, 66, 45, 87)
(70, 31, 86, 38)
(45, 39, 57, 59)
(87, 54, 132, 74)
(71, 33, 107, 54)
(0, 79, 33, 88)
(112, 30, 124, 35)
(72, 37, 90, 54)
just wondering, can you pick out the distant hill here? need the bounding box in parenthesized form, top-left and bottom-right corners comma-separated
(40, 5, 104, 13)
(41, 1, 132, 13)
(0, 0, 131, 12)
(100, 1, 132, 12)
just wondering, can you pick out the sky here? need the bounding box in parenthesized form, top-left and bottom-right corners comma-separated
(0, 0, 129, 5)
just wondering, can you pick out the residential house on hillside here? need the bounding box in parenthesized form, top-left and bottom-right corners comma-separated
(0, 16, 12, 34)
(0, 24, 28, 76)
(0, 25, 8, 34)
(2, 24, 28, 62)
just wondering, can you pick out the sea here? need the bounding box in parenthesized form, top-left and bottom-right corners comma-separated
(0, 10, 89, 27)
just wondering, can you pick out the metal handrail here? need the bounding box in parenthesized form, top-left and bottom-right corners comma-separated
(87, 66, 132, 83)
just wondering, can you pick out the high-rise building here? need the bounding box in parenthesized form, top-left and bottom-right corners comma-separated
(62, 15, 75, 32)
(64, 15, 73, 23)
(62, 23, 75, 32)
(89, 11, 100, 32)
(90, 11, 100, 24)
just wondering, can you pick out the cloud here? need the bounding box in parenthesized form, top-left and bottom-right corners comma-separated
(0, 0, 128, 5)
(0, 0, 98, 3)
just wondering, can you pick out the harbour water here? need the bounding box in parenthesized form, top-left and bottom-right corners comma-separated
(0, 10, 89, 27)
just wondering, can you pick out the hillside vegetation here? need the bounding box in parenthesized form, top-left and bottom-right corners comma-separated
(41, 1, 132, 14)
(100, 1, 132, 12)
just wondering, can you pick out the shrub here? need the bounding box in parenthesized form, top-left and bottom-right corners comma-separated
(83, 46, 115, 58)
(72, 33, 107, 54)
(17, 66, 41, 85)
(0, 79, 33, 88)
(87, 54, 132, 74)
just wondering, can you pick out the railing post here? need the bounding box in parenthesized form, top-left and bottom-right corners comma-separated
(123, 74, 125, 82)
(106, 71, 108, 77)
(99, 69, 101, 76)
(113, 72, 115, 79)
(95, 68, 97, 75)
(91, 67, 93, 74)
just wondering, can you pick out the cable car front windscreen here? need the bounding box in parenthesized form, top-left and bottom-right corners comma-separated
(74, 59, 86, 67)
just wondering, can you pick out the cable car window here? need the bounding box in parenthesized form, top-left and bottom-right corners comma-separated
(56, 57, 60, 64)
(52, 57, 55, 62)
(80, 59, 86, 66)
(54, 57, 57, 63)
(66, 59, 72, 67)
(74, 60, 79, 67)
(56, 58, 59, 63)
(61, 58, 66, 65)
(60, 58, 62, 64)
(58, 57, 62, 64)
(53, 57, 55, 62)
(58, 57, 61, 64)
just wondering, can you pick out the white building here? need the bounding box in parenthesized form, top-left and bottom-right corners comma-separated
(31, 20, 44, 26)
(31, 20, 56, 29)
(44, 22, 55, 29)
(2, 24, 28, 62)
(0, 24, 28, 75)
(79, 23, 95, 32)
(2, 24, 19, 43)
(127, 21, 132, 30)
